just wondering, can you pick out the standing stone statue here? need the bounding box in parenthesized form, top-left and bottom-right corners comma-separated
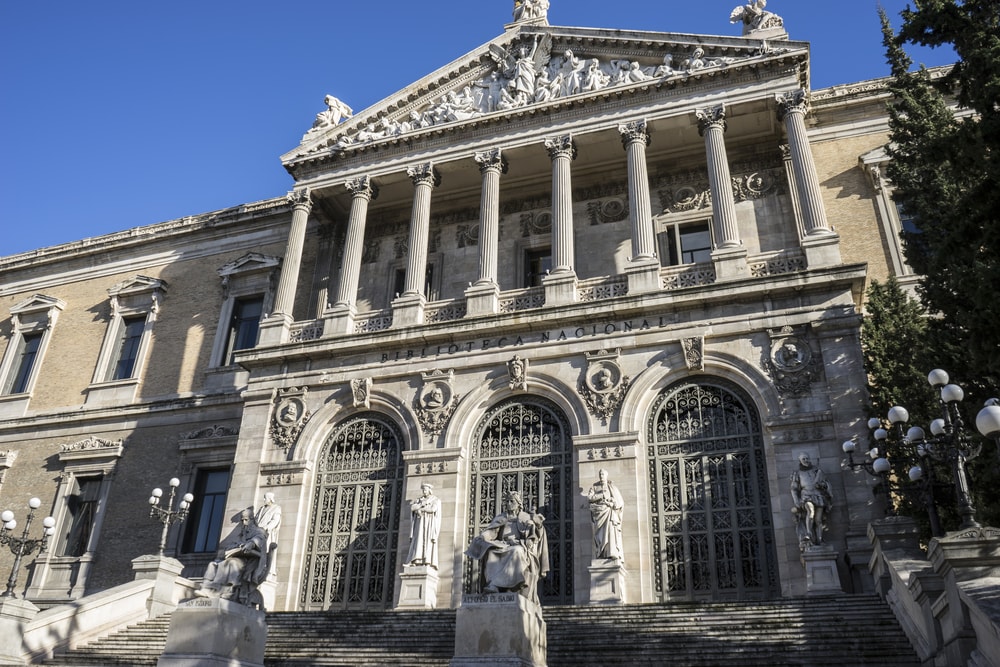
(254, 492, 282, 577)
(588, 469, 625, 563)
(466, 491, 549, 603)
(195, 508, 268, 607)
(405, 482, 442, 569)
(790, 452, 833, 548)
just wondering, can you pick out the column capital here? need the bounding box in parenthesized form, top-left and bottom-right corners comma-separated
(775, 89, 809, 121)
(286, 188, 313, 211)
(474, 147, 509, 174)
(544, 135, 577, 161)
(618, 120, 650, 149)
(695, 105, 727, 136)
(407, 163, 442, 188)
(345, 175, 379, 201)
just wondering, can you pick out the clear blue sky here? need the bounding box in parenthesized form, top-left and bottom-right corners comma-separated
(0, 1, 953, 257)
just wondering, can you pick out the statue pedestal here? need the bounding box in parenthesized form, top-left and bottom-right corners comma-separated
(397, 564, 439, 610)
(0, 596, 38, 665)
(801, 545, 843, 595)
(157, 597, 266, 667)
(588, 559, 627, 604)
(451, 593, 546, 667)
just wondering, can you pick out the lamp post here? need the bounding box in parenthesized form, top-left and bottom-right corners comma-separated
(977, 397, 1000, 456)
(148, 478, 194, 557)
(0, 498, 55, 598)
(842, 427, 894, 515)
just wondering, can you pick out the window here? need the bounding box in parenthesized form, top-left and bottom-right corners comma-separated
(183, 468, 231, 553)
(3, 332, 42, 395)
(61, 477, 102, 557)
(391, 264, 436, 301)
(523, 248, 552, 287)
(660, 221, 713, 266)
(224, 295, 264, 365)
(106, 316, 147, 381)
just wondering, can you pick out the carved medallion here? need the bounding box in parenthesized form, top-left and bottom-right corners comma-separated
(579, 349, 630, 424)
(270, 387, 311, 451)
(414, 370, 459, 437)
(763, 326, 822, 397)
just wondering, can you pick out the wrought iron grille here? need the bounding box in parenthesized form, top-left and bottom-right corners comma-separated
(465, 397, 574, 604)
(647, 379, 779, 601)
(300, 413, 404, 610)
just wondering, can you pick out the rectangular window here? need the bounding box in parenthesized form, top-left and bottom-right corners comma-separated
(105, 315, 146, 381)
(524, 248, 552, 287)
(62, 477, 102, 557)
(662, 222, 713, 266)
(3, 332, 42, 395)
(392, 265, 435, 300)
(895, 201, 920, 235)
(183, 468, 231, 553)
(224, 295, 264, 365)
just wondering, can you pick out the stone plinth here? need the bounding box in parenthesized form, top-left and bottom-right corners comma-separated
(623, 257, 660, 295)
(391, 294, 426, 327)
(157, 597, 266, 667)
(451, 593, 546, 667)
(801, 545, 843, 595)
(801, 231, 842, 269)
(398, 564, 439, 610)
(710, 245, 749, 281)
(464, 282, 500, 317)
(541, 272, 577, 307)
(0, 596, 38, 665)
(131, 554, 185, 619)
(588, 560, 627, 604)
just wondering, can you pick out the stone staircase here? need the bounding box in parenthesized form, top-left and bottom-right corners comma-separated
(39, 594, 920, 666)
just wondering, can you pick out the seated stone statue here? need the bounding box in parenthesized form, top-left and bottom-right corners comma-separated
(466, 491, 549, 603)
(195, 507, 268, 607)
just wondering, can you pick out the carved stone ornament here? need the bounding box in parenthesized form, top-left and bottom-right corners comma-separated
(415, 370, 459, 437)
(763, 326, 822, 397)
(681, 336, 704, 370)
(579, 350, 630, 424)
(270, 387, 310, 451)
(508, 355, 529, 391)
(351, 377, 372, 408)
(183, 424, 239, 440)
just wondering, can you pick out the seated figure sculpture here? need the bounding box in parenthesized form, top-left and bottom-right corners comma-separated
(195, 507, 268, 607)
(466, 491, 549, 603)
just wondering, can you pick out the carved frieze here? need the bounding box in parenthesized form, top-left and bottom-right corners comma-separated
(270, 387, 311, 451)
(414, 370, 459, 437)
(579, 349, 630, 424)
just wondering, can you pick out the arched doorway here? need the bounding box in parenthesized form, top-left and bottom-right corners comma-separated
(300, 412, 405, 610)
(465, 397, 574, 604)
(647, 378, 779, 601)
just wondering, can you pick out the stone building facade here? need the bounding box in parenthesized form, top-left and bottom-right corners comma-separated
(0, 6, 918, 612)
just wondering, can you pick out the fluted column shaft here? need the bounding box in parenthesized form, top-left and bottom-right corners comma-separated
(334, 176, 378, 308)
(403, 164, 440, 298)
(619, 120, 655, 260)
(272, 189, 313, 317)
(777, 90, 830, 235)
(474, 149, 507, 286)
(696, 106, 741, 249)
(545, 135, 577, 274)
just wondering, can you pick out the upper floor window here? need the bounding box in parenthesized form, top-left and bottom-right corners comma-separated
(224, 295, 264, 365)
(0, 295, 64, 416)
(660, 220, 713, 266)
(106, 315, 147, 382)
(92, 276, 166, 386)
(860, 147, 916, 283)
(523, 248, 552, 288)
(4, 332, 42, 395)
(209, 253, 279, 368)
(183, 467, 231, 553)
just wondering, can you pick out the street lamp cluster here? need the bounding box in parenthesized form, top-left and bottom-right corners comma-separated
(148, 478, 195, 557)
(0, 497, 55, 598)
(843, 369, 1000, 536)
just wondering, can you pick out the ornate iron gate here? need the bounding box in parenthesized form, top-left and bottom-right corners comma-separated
(647, 379, 779, 601)
(465, 397, 574, 604)
(301, 413, 404, 610)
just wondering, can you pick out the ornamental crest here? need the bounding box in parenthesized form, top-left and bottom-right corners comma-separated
(271, 387, 310, 451)
(351, 377, 373, 408)
(681, 336, 704, 370)
(763, 326, 822, 397)
(579, 349, 630, 424)
(414, 370, 459, 437)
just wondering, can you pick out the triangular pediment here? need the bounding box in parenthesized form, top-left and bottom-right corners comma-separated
(282, 23, 806, 170)
(107, 274, 167, 298)
(217, 252, 281, 279)
(10, 293, 66, 316)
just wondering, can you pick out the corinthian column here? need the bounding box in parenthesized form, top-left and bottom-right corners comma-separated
(619, 120, 655, 261)
(544, 135, 577, 275)
(333, 176, 378, 309)
(776, 90, 841, 267)
(392, 163, 440, 327)
(474, 148, 507, 286)
(696, 106, 741, 249)
(259, 189, 312, 344)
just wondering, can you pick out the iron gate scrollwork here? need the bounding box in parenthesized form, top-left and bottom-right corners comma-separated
(301, 412, 404, 610)
(465, 397, 574, 604)
(647, 379, 779, 601)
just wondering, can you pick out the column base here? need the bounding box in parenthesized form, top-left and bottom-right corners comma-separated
(257, 313, 292, 346)
(801, 231, 842, 269)
(397, 564, 440, 610)
(452, 593, 546, 667)
(158, 597, 266, 667)
(588, 559, 627, 604)
(710, 246, 749, 281)
(542, 271, 577, 306)
(801, 545, 844, 595)
(322, 304, 357, 336)
(623, 257, 660, 295)
(391, 294, 426, 327)
(464, 282, 500, 317)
